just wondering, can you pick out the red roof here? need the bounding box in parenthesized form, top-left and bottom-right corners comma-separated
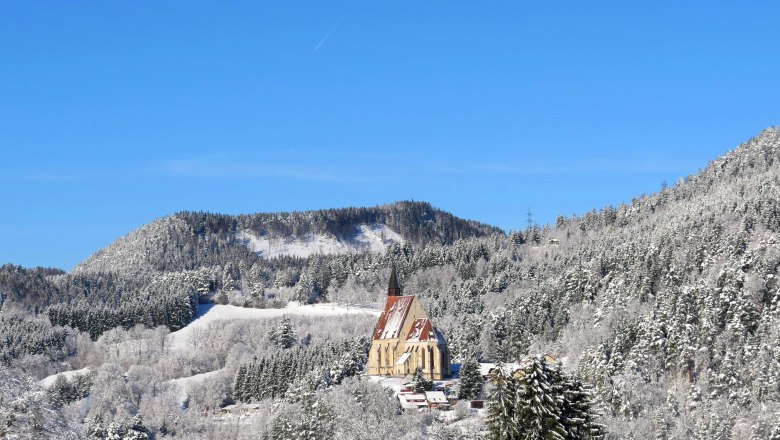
(406, 318, 443, 343)
(372, 295, 414, 340)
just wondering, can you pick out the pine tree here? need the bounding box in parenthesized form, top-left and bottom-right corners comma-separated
(487, 366, 519, 440)
(412, 367, 433, 393)
(459, 357, 484, 400)
(271, 317, 297, 349)
(233, 365, 247, 402)
(487, 356, 604, 440)
(560, 377, 604, 439)
(513, 356, 566, 440)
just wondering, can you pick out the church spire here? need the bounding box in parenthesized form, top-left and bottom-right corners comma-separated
(388, 264, 401, 296)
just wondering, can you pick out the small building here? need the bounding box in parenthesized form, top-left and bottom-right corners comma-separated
(424, 391, 449, 409)
(482, 354, 559, 380)
(398, 393, 429, 411)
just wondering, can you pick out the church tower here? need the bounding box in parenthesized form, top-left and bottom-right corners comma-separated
(367, 266, 451, 379)
(388, 264, 401, 296)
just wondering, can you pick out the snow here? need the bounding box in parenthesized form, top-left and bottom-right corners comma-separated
(169, 369, 223, 388)
(39, 367, 91, 388)
(406, 319, 428, 342)
(237, 223, 404, 259)
(398, 394, 428, 410)
(376, 296, 413, 339)
(169, 302, 381, 350)
(366, 376, 412, 394)
(396, 352, 412, 365)
(478, 362, 524, 377)
(424, 391, 448, 404)
(168, 369, 224, 407)
(406, 318, 444, 343)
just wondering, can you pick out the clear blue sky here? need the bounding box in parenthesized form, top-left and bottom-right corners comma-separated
(2, 2, 779, 270)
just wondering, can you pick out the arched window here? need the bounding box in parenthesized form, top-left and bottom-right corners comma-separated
(377, 347, 382, 367)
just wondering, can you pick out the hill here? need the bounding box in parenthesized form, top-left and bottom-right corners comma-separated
(2, 129, 779, 438)
(74, 201, 503, 275)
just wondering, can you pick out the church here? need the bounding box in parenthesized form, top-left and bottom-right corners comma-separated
(367, 267, 451, 379)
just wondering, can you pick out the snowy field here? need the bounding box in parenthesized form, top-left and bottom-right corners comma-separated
(236, 223, 404, 259)
(169, 302, 381, 350)
(39, 367, 91, 388)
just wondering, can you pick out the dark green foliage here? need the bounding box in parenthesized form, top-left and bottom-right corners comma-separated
(458, 357, 484, 400)
(412, 367, 434, 393)
(88, 414, 149, 440)
(233, 338, 368, 403)
(49, 372, 94, 407)
(270, 317, 297, 349)
(487, 356, 604, 440)
(47, 288, 198, 339)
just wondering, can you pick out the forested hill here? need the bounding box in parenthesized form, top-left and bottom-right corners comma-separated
(2, 128, 780, 437)
(74, 201, 503, 275)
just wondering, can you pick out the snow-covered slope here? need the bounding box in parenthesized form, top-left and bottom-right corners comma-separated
(39, 367, 91, 388)
(237, 223, 404, 259)
(168, 303, 381, 350)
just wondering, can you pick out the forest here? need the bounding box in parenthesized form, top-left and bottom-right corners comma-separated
(1, 128, 780, 438)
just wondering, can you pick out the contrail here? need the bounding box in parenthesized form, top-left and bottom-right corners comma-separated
(314, 19, 343, 52)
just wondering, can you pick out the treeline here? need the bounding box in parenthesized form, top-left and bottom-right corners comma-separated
(47, 290, 197, 339)
(74, 201, 503, 275)
(487, 355, 604, 439)
(0, 264, 66, 313)
(0, 315, 68, 364)
(233, 338, 368, 403)
(234, 200, 503, 243)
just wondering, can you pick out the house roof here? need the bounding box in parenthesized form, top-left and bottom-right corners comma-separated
(373, 295, 414, 340)
(424, 391, 448, 404)
(396, 352, 412, 365)
(406, 318, 446, 343)
(398, 394, 429, 409)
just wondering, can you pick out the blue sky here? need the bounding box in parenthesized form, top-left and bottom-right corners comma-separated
(2, 2, 779, 270)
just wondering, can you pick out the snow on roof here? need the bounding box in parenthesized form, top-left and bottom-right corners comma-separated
(373, 295, 414, 340)
(398, 394, 428, 409)
(406, 318, 446, 344)
(396, 352, 412, 365)
(479, 354, 559, 376)
(479, 362, 523, 376)
(424, 391, 448, 403)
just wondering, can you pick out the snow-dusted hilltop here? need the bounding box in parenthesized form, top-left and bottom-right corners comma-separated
(74, 201, 502, 275)
(237, 223, 404, 259)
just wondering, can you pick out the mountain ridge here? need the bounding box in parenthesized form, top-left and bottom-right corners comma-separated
(73, 201, 504, 275)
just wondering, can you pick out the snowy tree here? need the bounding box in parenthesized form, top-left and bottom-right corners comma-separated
(487, 356, 604, 439)
(458, 357, 484, 400)
(412, 367, 433, 393)
(270, 317, 297, 349)
(0, 368, 77, 438)
(487, 365, 519, 440)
